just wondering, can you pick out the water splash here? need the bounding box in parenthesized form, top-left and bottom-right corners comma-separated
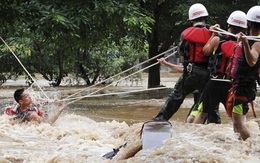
(0, 113, 260, 163)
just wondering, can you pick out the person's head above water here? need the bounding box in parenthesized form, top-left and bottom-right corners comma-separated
(14, 88, 32, 106)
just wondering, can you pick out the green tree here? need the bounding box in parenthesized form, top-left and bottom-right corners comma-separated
(71, 1, 152, 85)
(140, 0, 187, 88)
(0, 0, 152, 86)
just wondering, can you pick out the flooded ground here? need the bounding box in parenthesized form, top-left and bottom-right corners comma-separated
(70, 96, 231, 125)
(0, 73, 260, 162)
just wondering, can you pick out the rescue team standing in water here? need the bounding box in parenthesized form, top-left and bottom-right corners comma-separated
(152, 4, 260, 141)
(193, 10, 247, 124)
(6, 88, 67, 124)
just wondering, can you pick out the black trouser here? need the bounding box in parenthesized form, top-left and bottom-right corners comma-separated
(154, 64, 209, 120)
(199, 79, 232, 124)
(186, 89, 200, 118)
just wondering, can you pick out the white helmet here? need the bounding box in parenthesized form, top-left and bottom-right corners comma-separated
(246, 5, 260, 23)
(227, 10, 247, 28)
(188, 3, 208, 20)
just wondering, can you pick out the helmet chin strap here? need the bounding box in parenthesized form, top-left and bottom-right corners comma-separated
(193, 22, 206, 27)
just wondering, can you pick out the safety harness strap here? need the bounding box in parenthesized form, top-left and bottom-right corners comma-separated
(226, 85, 256, 118)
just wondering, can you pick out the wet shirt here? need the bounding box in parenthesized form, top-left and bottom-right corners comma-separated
(13, 106, 41, 122)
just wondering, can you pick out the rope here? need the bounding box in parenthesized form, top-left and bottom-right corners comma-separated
(60, 86, 170, 101)
(0, 36, 50, 100)
(65, 50, 177, 104)
(210, 28, 260, 41)
(63, 46, 177, 100)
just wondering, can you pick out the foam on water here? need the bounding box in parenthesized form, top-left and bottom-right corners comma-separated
(1, 85, 260, 163)
(1, 112, 260, 163)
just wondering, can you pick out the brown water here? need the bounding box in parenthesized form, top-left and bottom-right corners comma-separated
(70, 97, 232, 125)
(1, 74, 260, 162)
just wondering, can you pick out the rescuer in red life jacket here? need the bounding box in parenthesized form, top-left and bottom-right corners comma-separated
(8, 88, 67, 124)
(152, 3, 214, 122)
(226, 6, 260, 140)
(193, 10, 248, 124)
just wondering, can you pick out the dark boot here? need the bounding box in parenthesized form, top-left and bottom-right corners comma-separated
(152, 95, 183, 121)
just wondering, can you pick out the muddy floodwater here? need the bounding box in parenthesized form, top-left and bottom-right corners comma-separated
(70, 95, 231, 125)
(1, 73, 260, 162)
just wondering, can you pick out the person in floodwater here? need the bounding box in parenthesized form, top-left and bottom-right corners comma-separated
(152, 3, 219, 122)
(12, 88, 67, 124)
(225, 6, 260, 140)
(157, 57, 201, 123)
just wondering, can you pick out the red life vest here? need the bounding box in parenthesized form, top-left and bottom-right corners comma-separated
(5, 106, 16, 116)
(5, 105, 44, 117)
(226, 42, 259, 80)
(208, 37, 237, 76)
(219, 40, 237, 74)
(182, 26, 211, 63)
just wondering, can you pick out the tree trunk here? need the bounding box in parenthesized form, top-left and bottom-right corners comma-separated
(52, 50, 63, 87)
(78, 64, 91, 85)
(148, 40, 160, 88)
(147, 2, 161, 88)
(91, 68, 100, 85)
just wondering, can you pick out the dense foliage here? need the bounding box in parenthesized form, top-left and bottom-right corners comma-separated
(0, 0, 152, 86)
